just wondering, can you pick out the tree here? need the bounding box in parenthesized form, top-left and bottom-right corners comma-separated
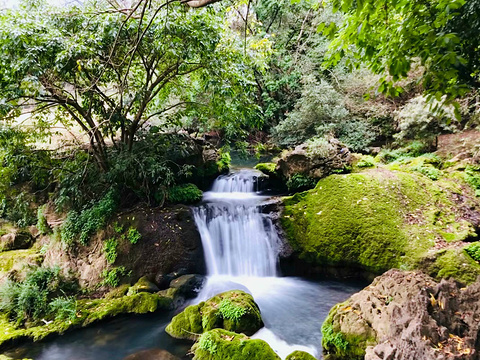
(321, 0, 480, 102)
(0, 0, 223, 170)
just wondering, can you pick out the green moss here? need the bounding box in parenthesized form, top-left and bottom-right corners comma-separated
(356, 155, 375, 168)
(281, 170, 480, 280)
(254, 163, 277, 176)
(0, 249, 41, 273)
(165, 290, 263, 341)
(0, 292, 172, 349)
(285, 350, 317, 360)
(191, 329, 281, 360)
(321, 302, 376, 360)
(427, 248, 480, 284)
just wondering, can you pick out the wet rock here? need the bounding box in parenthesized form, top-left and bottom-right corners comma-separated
(127, 276, 160, 295)
(191, 329, 280, 360)
(123, 349, 180, 360)
(166, 290, 263, 341)
(276, 138, 352, 180)
(169, 274, 205, 299)
(322, 269, 480, 360)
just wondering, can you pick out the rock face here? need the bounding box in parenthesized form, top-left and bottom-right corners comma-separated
(191, 329, 281, 360)
(165, 290, 263, 340)
(43, 205, 205, 288)
(281, 169, 480, 282)
(276, 138, 352, 180)
(322, 269, 480, 360)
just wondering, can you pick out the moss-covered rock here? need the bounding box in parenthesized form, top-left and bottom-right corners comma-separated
(322, 269, 480, 360)
(254, 163, 277, 177)
(0, 292, 173, 351)
(281, 169, 480, 282)
(127, 276, 159, 296)
(165, 290, 263, 340)
(191, 329, 281, 360)
(285, 350, 317, 360)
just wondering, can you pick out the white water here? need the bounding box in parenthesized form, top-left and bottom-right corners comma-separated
(192, 169, 355, 359)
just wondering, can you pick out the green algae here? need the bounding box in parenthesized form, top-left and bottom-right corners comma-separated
(191, 329, 281, 360)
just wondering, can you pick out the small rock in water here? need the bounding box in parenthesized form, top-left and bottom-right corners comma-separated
(123, 349, 180, 360)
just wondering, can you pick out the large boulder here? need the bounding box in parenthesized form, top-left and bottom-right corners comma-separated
(0, 230, 34, 252)
(190, 329, 281, 360)
(322, 269, 480, 360)
(276, 138, 352, 180)
(286, 351, 317, 360)
(165, 290, 263, 340)
(281, 169, 480, 282)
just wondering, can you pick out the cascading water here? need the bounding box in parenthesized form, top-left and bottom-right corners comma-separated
(193, 169, 279, 278)
(191, 169, 362, 359)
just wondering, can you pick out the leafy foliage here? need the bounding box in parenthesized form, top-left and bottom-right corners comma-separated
(103, 238, 118, 264)
(198, 332, 218, 354)
(126, 227, 141, 245)
(323, 0, 479, 101)
(48, 296, 77, 321)
(286, 174, 317, 192)
(36, 205, 51, 235)
(356, 155, 375, 168)
(101, 267, 129, 288)
(167, 183, 203, 204)
(0, 266, 77, 323)
(464, 166, 480, 196)
(465, 242, 480, 262)
(218, 299, 247, 322)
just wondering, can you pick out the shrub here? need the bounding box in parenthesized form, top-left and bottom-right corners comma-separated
(217, 149, 231, 173)
(305, 136, 333, 158)
(49, 296, 77, 320)
(465, 166, 480, 196)
(167, 183, 203, 204)
(61, 189, 118, 246)
(101, 266, 129, 287)
(104, 238, 118, 264)
(127, 227, 141, 244)
(36, 205, 51, 235)
(286, 174, 317, 192)
(357, 155, 375, 168)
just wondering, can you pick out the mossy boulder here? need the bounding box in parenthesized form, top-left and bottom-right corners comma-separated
(281, 169, 480, 282)
(254, 163, 277, 177)
(285, 351, 317, 360)
(127, 276, 159, 296)
(191, 329, 281, 360)
(123, 349, 180, 360)
(322, 269, 480, 360)
(0, 230, 34, 252)
(165, 290, 263, 340)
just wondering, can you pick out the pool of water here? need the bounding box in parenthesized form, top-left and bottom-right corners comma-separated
(4, 276, 364, 360)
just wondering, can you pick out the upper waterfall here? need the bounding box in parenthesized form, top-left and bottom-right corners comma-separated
(193, 169, 280, 277)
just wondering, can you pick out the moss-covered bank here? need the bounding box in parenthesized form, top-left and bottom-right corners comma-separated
(165, 290, 263, 340)
(0, 292, 173, 351)
(281, 169, 480, 283)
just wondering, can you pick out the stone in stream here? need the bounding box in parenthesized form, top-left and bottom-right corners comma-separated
(165, 290, 263, 341)
(285, 350, 317, 360)
(169, 274, 205, 299)
(127, 276, 160, 295)
(322, 269, 480, 360)
(190, 329, 281, 360)
(123, 349, 180, 360)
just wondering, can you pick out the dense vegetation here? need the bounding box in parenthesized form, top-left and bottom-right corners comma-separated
(0, 0, 479, 357)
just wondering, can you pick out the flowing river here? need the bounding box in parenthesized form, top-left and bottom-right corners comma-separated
(6, 169, 363, 360)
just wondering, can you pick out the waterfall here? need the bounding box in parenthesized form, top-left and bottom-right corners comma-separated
(193, 169, 280, 278)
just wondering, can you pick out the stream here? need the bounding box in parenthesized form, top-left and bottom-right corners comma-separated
(6, 169, 364, 360)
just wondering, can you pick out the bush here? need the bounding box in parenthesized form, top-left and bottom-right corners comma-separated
(101, 266, 129, 287)
(465, 242, 480, 262)
(36, 205, 51, 235)
(127, 227, 141, 244)
(410, 164, 442, 180)
(376, 141, 431, 163)
(216, 149, 231, 173)
(357, 155, 376, 168)
(104, 238, 118, 264)
(0, 266, 77, 323)
(61, 189, 118, 246)
(305, 136, 333, 158)
(286, 174, 317, 192)
(49, 296, 77, 321)
(465, 166, 480, 196)
(167, 183, 203, 204)
(336, 118, 378, 153)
